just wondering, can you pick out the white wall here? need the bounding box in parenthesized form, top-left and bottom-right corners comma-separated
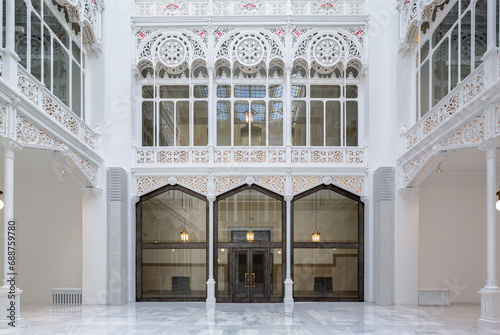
(419, 174, 487, 304)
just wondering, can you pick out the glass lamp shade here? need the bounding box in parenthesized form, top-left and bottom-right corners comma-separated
(246, 229, 255, 243)
(496, 200, 500, 211)
(180, 229, 189, 243)
(0, 199, 3, 210)
(312, 230, 321, 242)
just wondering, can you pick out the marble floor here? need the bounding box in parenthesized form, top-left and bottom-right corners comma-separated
(1, 302, 499, 335)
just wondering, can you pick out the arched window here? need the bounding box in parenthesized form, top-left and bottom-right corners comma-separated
(292, 185, 364, 301)
(136, 185, 208, 301)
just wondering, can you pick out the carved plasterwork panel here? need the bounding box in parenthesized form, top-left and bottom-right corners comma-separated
(233, 149, 266, 163)
(254, 176, 286, 194)
(177, 176, 208, 195)
(311, 150, 343, 163)
(292, 176, 324, 194)
(0, 104, 5, 137)
(403, 150, 434, 186)
(269, 149, 286, 163)
(439, 114, 485, 150)
(16, 115, 63, 150)
(157, 149, 189, 163)
(215, 176, 246, 194)
(18, 71, 39, 105)
(137, 176, 170, 195)
(60, 150, 98, 187)
(463, 70, 484, 105)
(332, 176, 364, 195)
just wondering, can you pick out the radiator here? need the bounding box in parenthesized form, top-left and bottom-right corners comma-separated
(418, 289, 450, 306)
(52, 288, 82, 305)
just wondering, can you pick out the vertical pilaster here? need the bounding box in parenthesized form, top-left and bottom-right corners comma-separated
(478, 140, 500, 330)
(3, 0, 19, 85)
(284, 195, 293, 311)
(206, 194, 216, 308)
(0, 139, 22, 328)
(483, 0, 499, 85)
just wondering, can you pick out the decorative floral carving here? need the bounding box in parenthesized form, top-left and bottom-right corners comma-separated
(178, 176, 208, 194)
(215, 176, 246, 194)
(16, 115, 63, 150)
(311, 150, 343, 163)
(157, 149, 189, 163)
(269, 149, 286, 163)
(292, 176, 324, 194)
(292, 149, 309, 163)
(236, 37, 264, 66)
(403, 150, 434, 185)
(346, 150, 364, 164)
(0, 104, 5, 137)
(332, 176, 364, 195)
(463, 70, 484, 105)
(158, 39, 187, 67)
(233, 149, 266, 163)
(214, 149, 232, 163)
(439, 114, 485, 150)
(60, 149, 98, 187)
(314, 37, 342, 67)
(137, 176, 170, 195)
(191, 149, 209, 163)
(18, 71, 39, 105)
(254, 176, 286, 194)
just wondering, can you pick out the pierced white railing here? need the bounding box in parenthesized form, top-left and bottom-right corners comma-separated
(403, 63, 485, 152)
(135, 146, 366, 165)
(135, 0, 365, 16)
(16, 67, 98, 150)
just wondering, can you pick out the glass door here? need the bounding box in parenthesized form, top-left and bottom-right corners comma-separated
(231, 249, 268, 302)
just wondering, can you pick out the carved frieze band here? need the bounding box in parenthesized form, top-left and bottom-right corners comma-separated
(136, 174, 365, 197)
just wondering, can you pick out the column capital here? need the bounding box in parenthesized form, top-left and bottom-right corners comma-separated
(207, 194, 216, 202)
(0, 139, 21, 153)
(479, 138, 500, 153)
(284, 195, 293, 202)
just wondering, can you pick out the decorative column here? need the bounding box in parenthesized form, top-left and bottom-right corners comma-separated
(478, 139, 500, 329)
(207, 65, 215, 164)
(284, 64, 292, 163)
(0, 139, 22, 328)
(206, 194, 216, 308)
(3, 0, 20, 84)
(284, 195, 293, 311)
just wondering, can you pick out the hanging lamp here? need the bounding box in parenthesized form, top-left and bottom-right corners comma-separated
(312, 194, 320, 242)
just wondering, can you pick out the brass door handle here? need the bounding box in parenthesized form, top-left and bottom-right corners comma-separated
(251, 273, 256, 288)
(244, 273, 250, 287)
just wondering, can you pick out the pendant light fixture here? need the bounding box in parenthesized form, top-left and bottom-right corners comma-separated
(0, 191, 4, 210)
(496, 190, 500, 211)
(312, 194, 320, 242)
(246, 190, 254, 243)
(180, 219, 189, 242)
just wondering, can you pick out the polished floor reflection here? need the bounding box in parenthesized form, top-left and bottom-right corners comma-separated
(4, 302, 500, 334)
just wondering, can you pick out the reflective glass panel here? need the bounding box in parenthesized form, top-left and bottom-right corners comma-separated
(53, 40, 69, 106)
(142, 249, 206, 298)
(311, 85, 341, 99)
(269, 85, 283, 98)
(475, 0, 487, 68)
(234, 85, 266, 98)
(251, 101, 266, 146)
(293, 249, 358, 298)
(345, 101, 358, 146)
(291, 85, 307, 98)
(194, 85, 209, 98)
(217, 85, 231, 98)
(294, 189, 358, 243)
(268, 101, 283, 146)
(176, 101, 190, 146)
(43, 26, 51, 89)
(194, 101, 208, 146)
(325, 101, 341, 146)
(142, 101, 154, 146)
(271, 249, 283, 298)
(432, 38, 449, 107)
(159, 85, 189, 99)
(159, 101, 174, 146)
(420, 60, 430, 116)
(217, 101, 231, 146)
(234, 101, 249, 146)
(15, 0, 27, 68)
(142, 190, 206, 243)
(461, 11, 472, 81)
(310, 101, 324, 146)
(291, 101, 306, 146)
(31, 14, 42, 81)
(451, 26, 459, 88)
(142, 86, 155, 99)
(345, 86, 358, 98)
(218, 189, 282, 243)
(218, 248, 229, 298)
(71, 61, 81, 117)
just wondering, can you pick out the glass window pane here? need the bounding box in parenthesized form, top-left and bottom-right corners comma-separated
(310, 85, 341, 99)
(53, 40, 69, 106)
(142, 190, 206, 243)
(292, 101, 306, 146)
(72, 41, 81, 64)
(475, 0, 487, 68)
(218, 248, 229, 298)
(432, 38, 449, 107)
(326, 101, 341, 146)
(234, 101, 249, 146)
(142, 101, 154, 146)
(142, 249, 206, 299)
(194, 101, 208, 146)
(451, 26, 459, 89)
(250, 101, 266, 146)
(269, 85, 283, 98)
(420, 60, 430, 116)
(217, 85, 231, 98)
(159, 101, 174, 146)
(218, 189, 282, 243)
(43, 26, 51, 89)
(421, 40, 430, 62)
(345, 86, 358, 99)
(291, 85, 306, 98)
(31, 14, 42, 81)
(461, 11, 472, 81)
(269, 101, 283, 146)
(2, 1, 6, 49)
(43, 5, 69, 48)
(294, 190, 358, 243)
(345, 101, 358, 146)
(293, 249, 358, 298)
(432, 2, 458, 48)
(217, 101, 231, 146)
(159, 85, 189, 99)
(32, 0, 41, 15)
(234, 85, 266, 98)
(71, 61, 81, 117)
(176, 101, 190, 146)
(82, 73, 85, 117)
(15, 0, 27, 69)
(142, 86, 155, 99)
(194, 85, 208, 98)
(310, 101, 324, 146)
(271, 249, 282, 298)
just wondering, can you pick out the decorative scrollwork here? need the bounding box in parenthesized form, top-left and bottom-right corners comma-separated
(18, 71, 39, 105)
(253, 176, 286, 194)
(314, 37, 342, 67)
(215, 176, 246, 194)
(236, 37, 264, 67)
(158, 38, 187, 67)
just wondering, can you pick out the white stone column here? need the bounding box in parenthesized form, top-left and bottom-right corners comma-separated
(483, 0, 499, 85)
(206, 194, 216, 308)
(478, 141, 500, 330)
(207, 65, 215, 163)
(284, 195, 293, 311)
(3, 0, 19, 85)
(0, 139, 22, 328)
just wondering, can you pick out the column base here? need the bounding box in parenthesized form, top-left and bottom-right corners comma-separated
(206, 279, 216, 309)
(478, 287, 500, 330)
(284, 279, 294, 313)
(0, 286, 22, 329)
